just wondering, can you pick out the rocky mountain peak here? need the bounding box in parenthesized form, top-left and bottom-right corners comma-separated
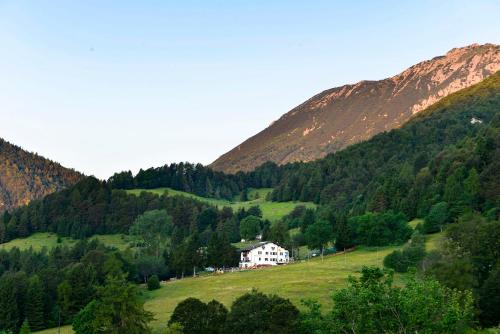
(211, 44, 500, 173)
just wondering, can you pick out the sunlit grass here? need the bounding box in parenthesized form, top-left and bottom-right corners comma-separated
(127, 187, 316, 222)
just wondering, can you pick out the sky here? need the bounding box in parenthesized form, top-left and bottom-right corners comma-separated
(0, 1, 499, 179)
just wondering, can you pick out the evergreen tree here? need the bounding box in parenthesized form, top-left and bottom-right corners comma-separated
(147, 275, 160, 291)
(25, 276, 45, 331)
(19, 319, 30, 334)
(72, 275, 153, 334)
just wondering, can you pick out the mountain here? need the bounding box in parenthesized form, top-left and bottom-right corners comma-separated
(211, 43, 500, 173)
(0, 138, 83, 212)
(270, 71, 500, 216)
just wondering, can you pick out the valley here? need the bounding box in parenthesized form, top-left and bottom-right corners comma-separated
(0, 49, 498, 334)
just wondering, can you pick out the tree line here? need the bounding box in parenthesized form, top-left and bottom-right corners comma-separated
(107, 161, 286, 200)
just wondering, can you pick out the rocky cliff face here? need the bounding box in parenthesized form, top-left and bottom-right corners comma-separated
(0, 138, 83, 212)
(211, 43, 500, 173)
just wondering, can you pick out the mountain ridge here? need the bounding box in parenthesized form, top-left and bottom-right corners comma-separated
(0, 138, 83, 212)
(211, 43, 500, 173)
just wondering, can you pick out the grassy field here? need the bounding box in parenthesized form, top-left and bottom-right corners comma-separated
(127, 187, 316, 222)
(0, 232, 132, 251)
(34, 232, 441, 334)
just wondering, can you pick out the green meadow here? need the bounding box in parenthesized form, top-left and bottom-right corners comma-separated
(34, 232, 442, 334)
(0, 232, 132, 252)
(127, 187, 316, 222)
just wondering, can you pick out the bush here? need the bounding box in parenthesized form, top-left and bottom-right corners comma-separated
(147, 275, 160, 291)
(327, 267, 474, 333)
(348, 211, 411, 246)
(384, 231, 426, 272)
(169, 298, 227, 334)
(225, 290, 300, 334)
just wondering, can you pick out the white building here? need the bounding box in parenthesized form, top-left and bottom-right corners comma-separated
(239, 242, 290, 268)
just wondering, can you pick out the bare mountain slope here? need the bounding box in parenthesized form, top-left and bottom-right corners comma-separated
(211, 43, 500, 173)
(0, 138, 83, 212)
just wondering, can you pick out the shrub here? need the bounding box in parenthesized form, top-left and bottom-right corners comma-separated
(348, 211, 411, 246)
(384, 231, 426, 272)
(147, 275, 160, 291)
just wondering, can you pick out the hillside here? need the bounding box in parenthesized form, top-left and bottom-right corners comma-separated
(127, 187, 316, 222)
(33, 232, 443, 334)
(0, 138, 82, 212)
(211, 43, 500, 173)
(0, 232, 131, 252)
(270, 71, 500, 218)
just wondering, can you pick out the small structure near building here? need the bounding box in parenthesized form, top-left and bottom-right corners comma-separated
(239, 241, 290, 268)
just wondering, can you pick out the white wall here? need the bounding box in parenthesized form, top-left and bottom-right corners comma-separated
(240, 242, 290, 268)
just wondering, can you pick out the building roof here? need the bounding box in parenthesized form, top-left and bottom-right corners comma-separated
(239, 241, 287, 252)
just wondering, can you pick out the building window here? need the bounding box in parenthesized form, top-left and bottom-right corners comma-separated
(265, 258, 268, 261)
(258, 251, 262, 254)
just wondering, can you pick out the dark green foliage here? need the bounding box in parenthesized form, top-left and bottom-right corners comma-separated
(269, 73, 500, 221)
(348, 211, 411, 246)
(72, 275, 153, 334)
(57, 263, 96, 322)
(171, 234, 203, 278)
(384, 231, 426, 272)
(2, 176, 235, 243)
(478, 262, 500, 327)
(423, 201, 449, 233)
(19, 319, 30, 334)
(108, 163, 241, 200)
(246, 206, 263, 218)
(169, 298, 206, 334)
(71, 300, 98, 334)
(422, 213, 500, 327)
(312, 267, 473, 334)
(25, 276, 45, 330)
(304, 220, 333, 255)
(147, 275, 160, 291)
(134, 256, 166, 283)
(129, 209, 173, 258)
(239, 215, 261, 240)
(224, 290, 300, 334)
(0, 271, 27, 333)
(267, 220, 290, 245)
(206, 233, 238, 269)
(205, 300, 228, 334)
(0, 240, 138, 332)
(169, 298, 227, 334)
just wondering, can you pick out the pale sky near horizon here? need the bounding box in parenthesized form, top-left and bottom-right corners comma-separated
(1, 1, 499, 179)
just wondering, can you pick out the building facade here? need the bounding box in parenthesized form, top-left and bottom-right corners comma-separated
(239, 242, 290, 268)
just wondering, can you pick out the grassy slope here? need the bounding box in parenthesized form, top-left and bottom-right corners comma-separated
(127, 187, 316, 222)
(35, 233, 441, 334)
(0, 232, 132, 251)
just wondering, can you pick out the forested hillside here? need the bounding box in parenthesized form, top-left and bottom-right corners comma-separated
(0, 138, 82, 212)
(270, 72, 500, 221)
(212, 44, 500, 173)
(1, 74, 499, 333)
(108, 160, 288, 201)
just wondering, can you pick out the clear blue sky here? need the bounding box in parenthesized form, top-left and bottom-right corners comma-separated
(1, 1, 499, 179)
